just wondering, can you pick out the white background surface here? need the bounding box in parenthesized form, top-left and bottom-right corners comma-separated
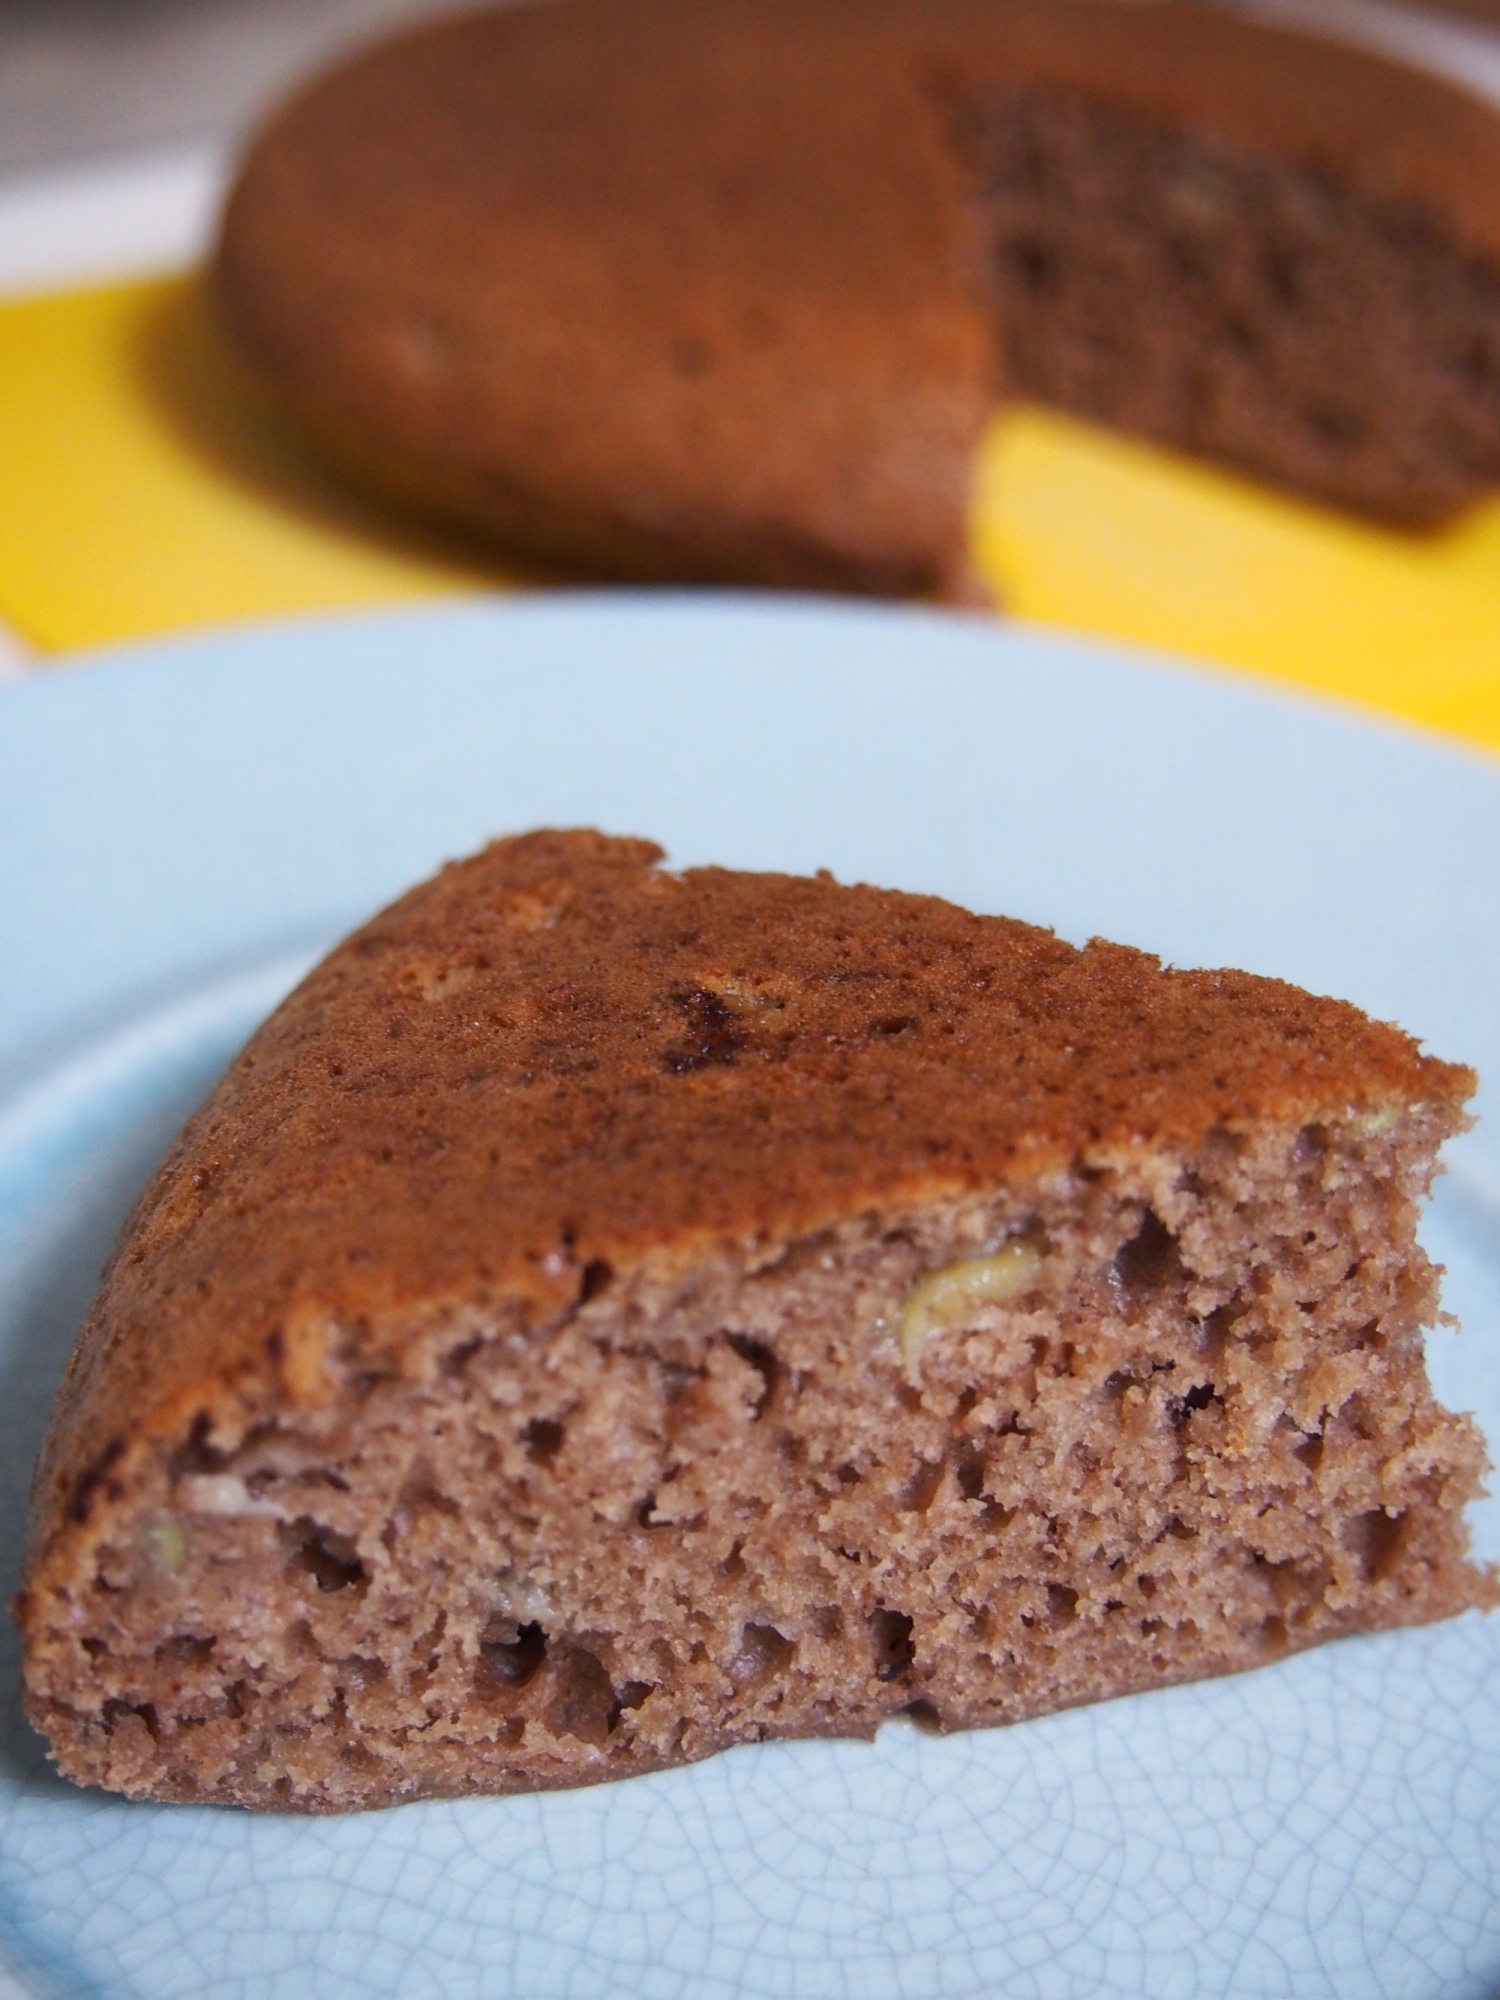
(0, 142, 226, 300)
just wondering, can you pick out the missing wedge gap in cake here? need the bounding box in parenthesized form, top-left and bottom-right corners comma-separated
(24, 1101, 1489, 1812)
(964, 87, 1500, 523)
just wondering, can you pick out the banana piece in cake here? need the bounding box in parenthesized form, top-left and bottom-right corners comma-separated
(16, 831, 1492, 1811)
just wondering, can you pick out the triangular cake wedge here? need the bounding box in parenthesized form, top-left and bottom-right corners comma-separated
(17, 831, 1492, 1811)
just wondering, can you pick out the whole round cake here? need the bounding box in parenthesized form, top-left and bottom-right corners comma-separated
(216, 0, 1500, 595)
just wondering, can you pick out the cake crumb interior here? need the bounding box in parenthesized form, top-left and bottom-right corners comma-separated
(972, 89, 1500, 523)
(26, 1104, 1489, 1812)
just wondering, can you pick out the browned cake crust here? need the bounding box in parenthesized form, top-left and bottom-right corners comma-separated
(214, 0, 1500, 595)
(16, 832, 1492, 1810)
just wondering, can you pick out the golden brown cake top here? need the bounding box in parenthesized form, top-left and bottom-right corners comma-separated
(34, 829, 1469, 1528)
(215, 0, 1500, 591)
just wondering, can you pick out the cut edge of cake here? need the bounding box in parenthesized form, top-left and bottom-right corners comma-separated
(15, 831, 1495, 1810)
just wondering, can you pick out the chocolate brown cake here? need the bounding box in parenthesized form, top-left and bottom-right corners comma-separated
(213, 0, 1500, 596)
(16, 831, 1493, 1812)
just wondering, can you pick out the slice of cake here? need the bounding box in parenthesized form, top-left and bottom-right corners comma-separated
(16, 831, 1492, 1812)
(212, 0, 1500, 596)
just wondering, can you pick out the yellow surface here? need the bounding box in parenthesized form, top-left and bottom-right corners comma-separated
(972, 410, 1500, 755)
(2, 271, 1499, 757)
(0, 275, 516, 650)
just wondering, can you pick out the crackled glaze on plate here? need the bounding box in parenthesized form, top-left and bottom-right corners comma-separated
(1, 596, 1498, 1998)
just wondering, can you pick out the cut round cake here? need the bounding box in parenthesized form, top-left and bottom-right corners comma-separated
(213, 0, 1500, 596)
(15, 830, 1493, 1812)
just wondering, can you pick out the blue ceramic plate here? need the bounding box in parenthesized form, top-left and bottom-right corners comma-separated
(2, 594, 1499, 2000)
